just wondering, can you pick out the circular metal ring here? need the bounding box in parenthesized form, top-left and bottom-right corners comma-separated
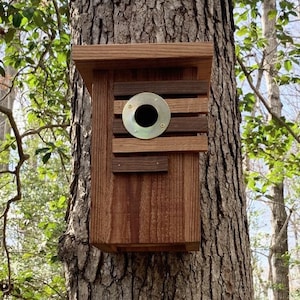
(122, 92, 171, 139)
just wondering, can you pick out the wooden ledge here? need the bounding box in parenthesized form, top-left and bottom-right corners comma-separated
(72, 42, 213, 67)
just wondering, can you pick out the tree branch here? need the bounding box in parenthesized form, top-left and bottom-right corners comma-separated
(21, 123, 69, 138)
(270, 205, 294, 252)
(237, 56, 300, 143)
(0, 105, 29, 295)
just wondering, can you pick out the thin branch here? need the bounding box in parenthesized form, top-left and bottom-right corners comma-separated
(237, 56, 300, 143)
(52, 0, 63, 34)
(267, 206, 294, 284)
(270, 205, 294, 252)
(0, 67, 27, 104)
(49, 126, 70, 183)
(21, 123, 69, 138)
(0, 169, 15, 175)
(0, 105, 29, 295)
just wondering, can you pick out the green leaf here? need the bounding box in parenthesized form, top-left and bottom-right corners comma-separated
(23, 7, 35, 20)
(236, 26, 248, 37)
(35, 147, 50, 155)
(25, 57, 35, 65)
(42, 152, 51, 164)
(33, 11, 44, 28)
(4, 28, 16, 43)
(268, 9, 277, 20)
(13, 12, 23, 27)
(284, 60, 292, 72)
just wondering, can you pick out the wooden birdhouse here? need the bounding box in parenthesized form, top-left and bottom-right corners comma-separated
(72, 42, 213, 252)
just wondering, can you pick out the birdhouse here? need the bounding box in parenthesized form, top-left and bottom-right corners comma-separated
(72, 42, 213, 252)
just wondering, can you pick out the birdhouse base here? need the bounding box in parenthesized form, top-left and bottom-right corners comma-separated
(94, 242, 200, 253)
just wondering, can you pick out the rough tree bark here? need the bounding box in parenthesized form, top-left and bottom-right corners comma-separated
(59, 1, 253, 299)
(262, 1, 289, 299)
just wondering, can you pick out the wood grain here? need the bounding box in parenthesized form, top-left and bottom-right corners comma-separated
(112, 156, 168, 173)
(114, 97, 209, 114)
(90, 67, 204, 252)
(113, 80, 208, 96)
(113, 116, 208, 134)
(73, 42, 213, 66)
(112, 136, 208, 153)
(90, 70, 114, 248)
(72, 42, 213, 95)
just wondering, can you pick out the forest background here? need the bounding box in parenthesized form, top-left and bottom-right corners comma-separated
(0, 0, 299, 299)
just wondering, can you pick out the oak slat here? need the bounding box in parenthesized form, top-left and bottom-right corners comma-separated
(114, 97, 208, 114)
(112, 136, 208, 153)
(112, 156, 168, 173)
(113, 80, 208, 96)
(113, 116, 208, 134)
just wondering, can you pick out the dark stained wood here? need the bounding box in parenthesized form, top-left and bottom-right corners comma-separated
(113, 116, 208, 134)
(112, 156, 168, 173)
(114, 80, 208, 96)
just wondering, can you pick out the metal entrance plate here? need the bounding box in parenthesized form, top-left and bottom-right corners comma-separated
(122, 92, 171, 139)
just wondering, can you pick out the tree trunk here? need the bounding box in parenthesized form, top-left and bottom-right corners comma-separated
(262, 1, 289, 299)
(59, 1, 253, 299)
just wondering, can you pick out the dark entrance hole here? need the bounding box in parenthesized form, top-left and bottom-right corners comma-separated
(134, 104, 158, 127)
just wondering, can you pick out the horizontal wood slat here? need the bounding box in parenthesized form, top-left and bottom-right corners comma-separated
(112, 156, 168, 173)
(114, 97, 208, 114)
(112, 136, 208, 153)
(113, 116, 208, 134)
(73, 42, 213, 65)
(114, 80, 208, 96)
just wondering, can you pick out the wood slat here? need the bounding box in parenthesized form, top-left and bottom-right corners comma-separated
(112, 156, 168, 173)
(114, 97, 208, 114)
(73, 43, 213, 65)
(112, 136, 208, 153)
(113, 116, 208, 134)
(113, 80, 208, 96)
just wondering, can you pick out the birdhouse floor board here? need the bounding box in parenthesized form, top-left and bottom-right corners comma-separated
(93, 242, 200, 252)
(112, 156, 168, 173)
(113, 80, 208, 96)
(112, 136, 208, 153)
(114, 98, 208, 115)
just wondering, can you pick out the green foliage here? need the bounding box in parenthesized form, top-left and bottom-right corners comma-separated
(235, 0, 300, 298)
(0, 0, 70, 298)
(0, 0, 70, 126)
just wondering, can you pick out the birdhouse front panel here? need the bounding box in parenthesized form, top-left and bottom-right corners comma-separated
(72, 43, 213, 252)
